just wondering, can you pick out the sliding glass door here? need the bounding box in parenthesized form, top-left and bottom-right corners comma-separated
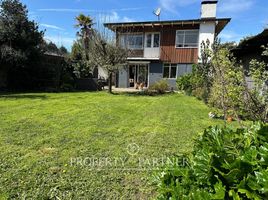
(128, 64, 149, 87)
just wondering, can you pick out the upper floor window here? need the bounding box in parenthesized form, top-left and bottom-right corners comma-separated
(119, 34, 143, 50)
(145, 33, 160, 48)
(175, 30, 199, 48)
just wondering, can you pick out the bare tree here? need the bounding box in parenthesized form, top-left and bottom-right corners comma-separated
(89, 30, 129, 93)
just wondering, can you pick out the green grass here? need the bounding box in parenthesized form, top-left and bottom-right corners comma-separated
(0, 92, 236, 199)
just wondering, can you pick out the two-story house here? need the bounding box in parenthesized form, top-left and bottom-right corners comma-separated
(104, 0, 230, 89)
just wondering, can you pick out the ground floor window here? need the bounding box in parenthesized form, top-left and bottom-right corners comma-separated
(163, 64, 177, 79)
(177, 64, 193, 77)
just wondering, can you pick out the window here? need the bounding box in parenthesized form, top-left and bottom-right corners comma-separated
(153, 33, 160, 47)
(120, 34, 143, 49)
(177, 64, 193, 77)
(163, 64, 177, 79)
(145, 33, 160, 48)
(176, 30, 199, 48)
(146, 34, 152, 48)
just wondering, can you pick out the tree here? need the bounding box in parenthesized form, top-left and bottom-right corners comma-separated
(246, 58, 268, 122)
(70, 39, 93, 78)
(44, 42, 59, 54)
(89, 31, 128, 93)
(73, 14, 128, 93)
(75, 14, 93, 51)
(59, 46, 68, 55)
(73, 14, 95, 78)
(196, 40, 213, 102)
(0, 0, 44, 63)
(209, 43, 246, 125)
(0, 0, 44, 88)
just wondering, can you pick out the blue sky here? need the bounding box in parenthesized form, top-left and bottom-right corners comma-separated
(21, 0, 268, 50)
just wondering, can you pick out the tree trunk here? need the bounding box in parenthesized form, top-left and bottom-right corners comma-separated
(108, 72, 113, 93)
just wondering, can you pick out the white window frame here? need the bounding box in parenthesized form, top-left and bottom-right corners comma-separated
(175, 30, 199, 48)
(145, 32, 160, 48)
(119, 33, 144, 50)
(163, 64, 178, 79)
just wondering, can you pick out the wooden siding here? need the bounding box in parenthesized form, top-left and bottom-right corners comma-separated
(160, 29, 198, 63)
(116, 25, 199, 63)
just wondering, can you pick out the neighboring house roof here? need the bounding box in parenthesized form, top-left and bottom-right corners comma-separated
(104, 18, 231, 36)
(234, 29, 268, 51)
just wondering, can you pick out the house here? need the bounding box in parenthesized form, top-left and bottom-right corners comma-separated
(232, 28, 268, 72)
(232, 29, 268, 88)
(104, 0, 230, 89)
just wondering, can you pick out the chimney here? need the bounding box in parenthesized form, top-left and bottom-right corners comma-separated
(201, 1, 218, 19)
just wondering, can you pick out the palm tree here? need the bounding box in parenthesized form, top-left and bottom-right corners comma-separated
(75, 14, 93, 50)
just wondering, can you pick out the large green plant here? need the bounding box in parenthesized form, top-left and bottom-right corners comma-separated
(0, 0, 44, 89)
(155, 123, 268, 200)
(0, 0, 44, 64)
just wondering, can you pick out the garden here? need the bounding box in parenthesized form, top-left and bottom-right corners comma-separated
(0, 92, 234, 199)
(1, 0, 268, 199)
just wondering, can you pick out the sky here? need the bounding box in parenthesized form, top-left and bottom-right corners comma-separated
(21, 0, 268, 51)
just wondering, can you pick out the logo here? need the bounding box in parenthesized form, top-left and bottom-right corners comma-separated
(126, 143, 140, 156)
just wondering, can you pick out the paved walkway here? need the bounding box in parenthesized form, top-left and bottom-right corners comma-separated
(104, 86, 146, 93)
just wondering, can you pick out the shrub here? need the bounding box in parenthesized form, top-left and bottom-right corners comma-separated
(149, 80, 169, 94)
(176, 74, 193, 95)
(155, 123, 268, 199)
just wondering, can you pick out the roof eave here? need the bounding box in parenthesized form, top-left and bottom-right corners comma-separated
(104, 18, 231, 34)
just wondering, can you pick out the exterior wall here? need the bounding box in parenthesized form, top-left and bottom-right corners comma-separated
(118, 67, 128, 88)
(160, 28, 199, 63)
(148, 62, 163, 87)
(117, 62, 194, 89)
(198, 22, 216, 58)
(201, 3, 217, 18)
(177, 64, 192, 77)
(116, 25, 199, 63)
(165, 64, 193, 90)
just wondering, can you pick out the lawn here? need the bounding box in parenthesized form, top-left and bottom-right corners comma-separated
(0, 92, 234, 199)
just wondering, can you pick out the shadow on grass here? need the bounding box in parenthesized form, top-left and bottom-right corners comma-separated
(0, 94, 48, 100)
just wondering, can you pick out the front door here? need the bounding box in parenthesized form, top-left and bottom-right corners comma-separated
(144, 33, 160, 58)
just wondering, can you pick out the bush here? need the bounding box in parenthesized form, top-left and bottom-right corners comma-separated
(155, 123, 268, 199)
(176, 74, 193, 95)
(149, 80, 169, 94)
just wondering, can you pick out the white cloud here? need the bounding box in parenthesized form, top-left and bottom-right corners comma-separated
(218, 0, 254, 13)
(159, 0, 198, 14)
(40, 23, 65, 31)
(97, 11, 134, 23)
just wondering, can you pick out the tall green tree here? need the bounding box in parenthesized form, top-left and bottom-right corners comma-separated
(73, 14, 95, 78)
(70, 39, 93, 78)
(0, 0, 44, 88)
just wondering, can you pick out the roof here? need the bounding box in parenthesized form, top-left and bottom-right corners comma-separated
(104, 18, 231, 35)
(231, 29, 268, 59)
(236, 29, 268, 49)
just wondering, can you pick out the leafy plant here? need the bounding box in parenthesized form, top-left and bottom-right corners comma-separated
(176, 73, 193, 95)
(246, 59, 268, 122)
(155, 123, 268, 199)
(149, 80, 169, 94)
